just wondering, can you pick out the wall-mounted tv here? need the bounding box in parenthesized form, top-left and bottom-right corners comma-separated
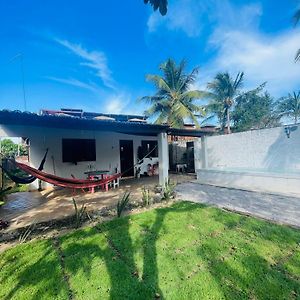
(62, 139, 96, 163)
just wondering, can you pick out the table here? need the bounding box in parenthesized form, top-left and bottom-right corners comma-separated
(84, 170, 110, 193)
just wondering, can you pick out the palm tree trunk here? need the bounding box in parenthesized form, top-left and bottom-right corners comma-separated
(226, 109, 231, 134)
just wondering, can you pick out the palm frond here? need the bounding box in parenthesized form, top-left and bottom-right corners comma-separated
(295, 49, 300, 62)
(293, 8, 300, 26)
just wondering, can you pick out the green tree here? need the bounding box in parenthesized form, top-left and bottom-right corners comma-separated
(0, 139, 27, 157)
(144, 0, 168, 16)
(232, 88, 281, 132)
(206, 72, 244, 134)
(141, 59, 205, 128)
(278, 91, 300, 124)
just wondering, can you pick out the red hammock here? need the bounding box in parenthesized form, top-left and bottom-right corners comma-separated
(15, 162, 121, 189)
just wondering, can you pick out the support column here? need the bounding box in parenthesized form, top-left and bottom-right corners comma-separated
(201, 136, 208, 169)
(157, 132, 169, 186)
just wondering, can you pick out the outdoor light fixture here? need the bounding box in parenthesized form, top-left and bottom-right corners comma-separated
(284, 126, 298, 138)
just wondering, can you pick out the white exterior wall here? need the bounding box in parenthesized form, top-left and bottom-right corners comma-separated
(195, 125, 300, 196)
(0, 125, 159, 189)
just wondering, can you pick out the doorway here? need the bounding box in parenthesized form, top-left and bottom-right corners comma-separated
(119, 140, 134, 177)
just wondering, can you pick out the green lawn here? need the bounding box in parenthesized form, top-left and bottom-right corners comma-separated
(1, 201, 300, 299)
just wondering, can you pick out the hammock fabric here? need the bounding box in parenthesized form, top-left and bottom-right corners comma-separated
(1, 149, 49, 184)
(15, 161, 121, 189)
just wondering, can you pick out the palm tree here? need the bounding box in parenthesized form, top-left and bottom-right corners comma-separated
(278, 91, 300, 124)
(206, 72, 244, 134)
(140, 59, 205, 128)
(144, 0, 168, 16)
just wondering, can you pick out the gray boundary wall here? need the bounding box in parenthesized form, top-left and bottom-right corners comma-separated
(195, 125, 300, 196)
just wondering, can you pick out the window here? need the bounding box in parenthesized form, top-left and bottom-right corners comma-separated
(62, 139, 96, 163)
(140, 140, 158, 158)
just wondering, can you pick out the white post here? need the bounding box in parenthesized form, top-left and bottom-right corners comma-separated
(158, 132, 169, 186)
(201, 136, 208, 169)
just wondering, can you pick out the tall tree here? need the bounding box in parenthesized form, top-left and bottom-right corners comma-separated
(141, 59, 205, 128)
(144, 0, 168, 16)
(278, 91, 300, 124)
(206, 72, 244, 134)
(233, 88, 281, 132)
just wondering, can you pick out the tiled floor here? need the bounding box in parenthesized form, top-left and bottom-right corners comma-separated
(0, 174, 195, 229)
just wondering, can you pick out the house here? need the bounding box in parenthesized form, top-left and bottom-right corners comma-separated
(0, 109, 207, 190)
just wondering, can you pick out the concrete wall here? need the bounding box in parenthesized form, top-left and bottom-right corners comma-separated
(0, 125, 158, 189)
(195, 125, 300, 196)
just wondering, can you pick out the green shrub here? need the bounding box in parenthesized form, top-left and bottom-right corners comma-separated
(117, 191, 130, 218)
(142, 186, 151, 207)
(72, 198, 87, 228)
(162, 179, 176, 201)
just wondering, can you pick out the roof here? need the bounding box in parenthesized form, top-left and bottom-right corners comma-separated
(0, 110, 211, 137)
(40, 108, 147, 122)
(0, 110, 166, 136)
(167, 128, 211, 137)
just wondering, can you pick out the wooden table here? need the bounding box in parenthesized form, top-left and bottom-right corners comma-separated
(84, 170, 110, 193)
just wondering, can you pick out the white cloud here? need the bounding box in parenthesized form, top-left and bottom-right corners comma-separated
(55, 39, 116, 89)
(104, 93, 131, 114)
(207, 30, 300, 96)
(46, 76, 100, 93)
(103, 93, 143, 115)
(194, 1, 300, 97)
(147, 0, 208, 37)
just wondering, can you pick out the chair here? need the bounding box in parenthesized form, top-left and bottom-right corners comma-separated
(109, 177, 120, 189)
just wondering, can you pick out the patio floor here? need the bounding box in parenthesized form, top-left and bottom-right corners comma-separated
(0, 173, 195, 230)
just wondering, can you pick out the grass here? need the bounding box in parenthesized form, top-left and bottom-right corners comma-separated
(1, 201, 300, 299)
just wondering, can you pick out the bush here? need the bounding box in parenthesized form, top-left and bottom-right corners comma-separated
(72, 198, 87, 228)
(117, 191, 130, 218)
(162, 179, 176, 201)
(142, 186, 151, 207)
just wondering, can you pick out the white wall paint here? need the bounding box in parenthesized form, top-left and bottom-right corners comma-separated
(195, 125, 300, 196)
(199, 125, 300, 174)
(0, 125, 159, 189)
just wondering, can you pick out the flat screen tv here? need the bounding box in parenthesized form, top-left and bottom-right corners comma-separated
(62, 139, 96, 163)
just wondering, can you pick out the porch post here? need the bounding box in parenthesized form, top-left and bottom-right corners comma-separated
(201, 136, 208, 169)
(157, 132, 169, 186)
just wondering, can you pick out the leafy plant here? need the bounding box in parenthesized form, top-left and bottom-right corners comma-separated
(72, 198, 87, 228)
(162, 179, 176, 201)
(142, 186, 151, 207)
(19, 222, 36, 243)
(117, 191, 131, 218)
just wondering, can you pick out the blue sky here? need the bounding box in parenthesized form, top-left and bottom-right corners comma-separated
(0, 0, 299, 115)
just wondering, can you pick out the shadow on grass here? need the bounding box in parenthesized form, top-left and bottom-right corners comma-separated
(3, 201, 300, 299)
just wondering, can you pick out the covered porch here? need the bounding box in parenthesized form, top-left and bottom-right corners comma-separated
(0, 110, 170, 188)
(0, 173, 195, 230)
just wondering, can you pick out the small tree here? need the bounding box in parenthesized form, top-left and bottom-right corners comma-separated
(233, 89, 281, 131)
(278, 91, 300, 124)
